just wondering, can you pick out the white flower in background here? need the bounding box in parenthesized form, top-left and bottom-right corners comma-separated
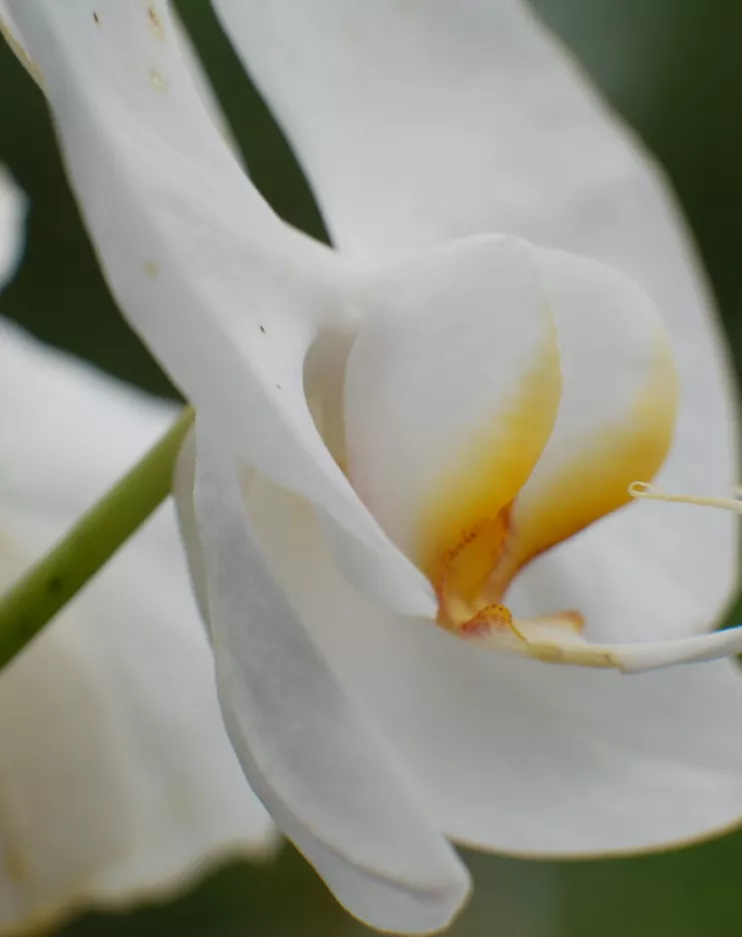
(0, 169, 23, 289)
(0, 170, 273, 935)
(5, 1, 742, 932)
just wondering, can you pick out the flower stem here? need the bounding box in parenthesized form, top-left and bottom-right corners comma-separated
(0, 406, 195, 670)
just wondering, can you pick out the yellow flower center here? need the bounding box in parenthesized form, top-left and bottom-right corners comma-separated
(415, 333, 678, 647)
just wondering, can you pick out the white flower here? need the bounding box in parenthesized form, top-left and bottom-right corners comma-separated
(6, 1, 742, 933)
(0, 170, 274, 935)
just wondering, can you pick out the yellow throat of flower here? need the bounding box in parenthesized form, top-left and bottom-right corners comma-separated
(416, 334, 678, 648)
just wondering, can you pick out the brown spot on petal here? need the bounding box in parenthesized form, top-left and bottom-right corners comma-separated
(148, 5, 165, 39)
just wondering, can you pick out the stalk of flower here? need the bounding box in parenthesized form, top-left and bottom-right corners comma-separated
(0, 169, 274, 935)
(4, 2, 742, 934)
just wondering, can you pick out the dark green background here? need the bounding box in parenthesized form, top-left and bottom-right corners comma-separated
(2, 2, 742, 935)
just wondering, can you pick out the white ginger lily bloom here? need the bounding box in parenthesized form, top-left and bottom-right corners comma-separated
(6, 1, 742, 932)
(0, 170, 273, 935)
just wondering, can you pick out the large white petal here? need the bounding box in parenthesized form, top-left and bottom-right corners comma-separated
(0, 168, 23, 290)
(0, 328, 274, 934)
(188, 417, 470, 934)
(250, 476, 742, 857)
(8, 0, 431, 617)
(214, 0, 738, 637)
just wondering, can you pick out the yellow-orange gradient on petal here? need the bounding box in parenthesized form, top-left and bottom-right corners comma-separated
(498, 332, 679, 585)
(418, 324, 677, 636)
(415, 330, 562, 627)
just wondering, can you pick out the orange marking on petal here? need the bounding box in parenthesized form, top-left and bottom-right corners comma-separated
(460, 603, 516, 636)
(420, 327, 677, 647)
(496, 331, 678, 586)
(417, 335, 561, 627)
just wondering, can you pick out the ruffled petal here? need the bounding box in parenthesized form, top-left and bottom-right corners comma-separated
(188, 417, 470, 934)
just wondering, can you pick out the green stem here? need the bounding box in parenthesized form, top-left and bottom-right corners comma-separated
(0, 406, 195, 670)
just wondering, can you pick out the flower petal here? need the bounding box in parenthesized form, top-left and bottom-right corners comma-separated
(344, 236, 560, 571)
(0, 328, 275, 933)
(0, 4, 37, 84)
(0, 318, 176, 516)
(7, 1, 431, 617)
(213, 0, 739, 637)
(0, 168, 24, 290)
(493, 250, 678, 618)
(0, 503, 275, 935)
(189, 417, 470, 934)
(249, 476, 742, 858)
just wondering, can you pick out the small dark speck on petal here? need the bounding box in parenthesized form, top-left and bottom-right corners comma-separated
(93, 11, 100, 24)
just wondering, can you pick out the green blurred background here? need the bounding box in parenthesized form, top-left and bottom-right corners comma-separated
(2, 1, 742, 935)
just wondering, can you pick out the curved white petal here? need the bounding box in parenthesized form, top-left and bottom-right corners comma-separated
(2, 0, 236, 147)
(8, 0, 430, 617)
(0, 4, 37, 84)
(189, 418, 470, 935)
(0, 318, 176, 516)
(249, 475, 742, 858)
(0, 327, 275, 933)
(344, 236, 560, 565)
(168, 9, 242, 162)
(497, 250, 679, 639)
(173, 428, 210, 629)
(214, 0, 738, 638)
(0, 169, 24, 291)
(0, 505, 275, 935)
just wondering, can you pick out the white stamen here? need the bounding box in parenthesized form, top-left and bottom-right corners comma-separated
(629, 481, 742, 514)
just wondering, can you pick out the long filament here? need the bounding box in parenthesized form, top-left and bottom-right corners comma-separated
(629, 481, 742, 514)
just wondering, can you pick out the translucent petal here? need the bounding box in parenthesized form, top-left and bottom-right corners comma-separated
(249, 476, 742, 858)
(0, 325, 274, 933)
(188, 418, 470, 934)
